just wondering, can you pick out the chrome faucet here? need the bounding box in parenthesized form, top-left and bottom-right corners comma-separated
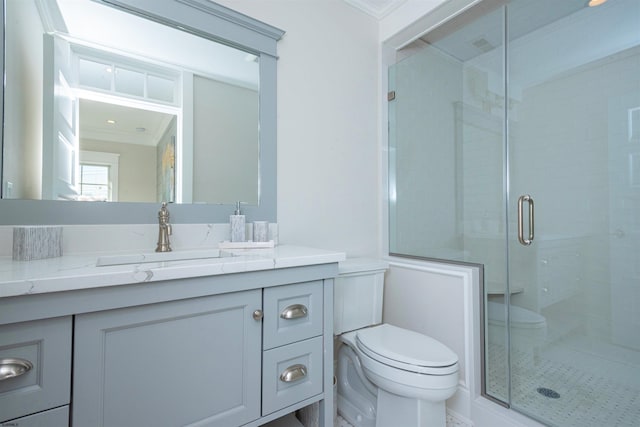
(155, 202, 172, 252)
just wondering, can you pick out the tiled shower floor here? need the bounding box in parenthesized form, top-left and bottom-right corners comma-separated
(487, 341, 640, 427)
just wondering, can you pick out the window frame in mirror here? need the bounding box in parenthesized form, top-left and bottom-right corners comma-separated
(0, 0, 284, 224)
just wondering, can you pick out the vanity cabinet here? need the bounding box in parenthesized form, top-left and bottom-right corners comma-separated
(0, 259, 338, 427)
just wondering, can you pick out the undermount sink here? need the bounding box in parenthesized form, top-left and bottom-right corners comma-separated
(96, 249, 232, 267)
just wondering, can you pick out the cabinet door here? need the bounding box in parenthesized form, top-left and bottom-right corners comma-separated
(73, 290, 262, 427)
(0, 317, 71, 422)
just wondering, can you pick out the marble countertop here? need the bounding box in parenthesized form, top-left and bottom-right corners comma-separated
(0, 245, 345, 298)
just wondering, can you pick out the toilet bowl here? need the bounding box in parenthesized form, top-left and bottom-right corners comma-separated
(334, 259, 459, 427)
(487, 301, 547, 355)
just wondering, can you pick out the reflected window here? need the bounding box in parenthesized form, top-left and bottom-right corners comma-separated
(79, 151, 120, 201)
(79, 58, 112, 90)
(75, 49, 179, 106)
(148, 75, 175, 103)
(114, 67, 144, 97)
(79, 164, 109, 201)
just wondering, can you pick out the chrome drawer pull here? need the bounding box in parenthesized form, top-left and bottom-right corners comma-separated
(0, 358, 33, 381)
(279, 364, 307, 383)
(280, 304, 308, 320)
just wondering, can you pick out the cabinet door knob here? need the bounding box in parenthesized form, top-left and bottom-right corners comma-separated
(279, 364, 307, 383)
(252, 309, 264, 320)
(280, 304, 308, 320)
(0, 358, 33, 381)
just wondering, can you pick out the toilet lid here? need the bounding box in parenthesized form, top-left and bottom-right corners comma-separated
(355, 324, 458, 375)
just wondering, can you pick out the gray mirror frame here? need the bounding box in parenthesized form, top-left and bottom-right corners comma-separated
(0, 0, 284, 224)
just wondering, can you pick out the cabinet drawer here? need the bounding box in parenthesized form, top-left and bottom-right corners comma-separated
(0, 317, 71, 422)
(262, 336, 323, 415)
(1, 405, 69, 427)
(263, 281, 323, 349)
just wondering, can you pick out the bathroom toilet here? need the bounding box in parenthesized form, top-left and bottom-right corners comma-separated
(334, 259, 459, 427)
(486, 300, 547, 358)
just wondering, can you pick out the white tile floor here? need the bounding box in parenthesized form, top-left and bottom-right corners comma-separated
(336, 412, 472, 427)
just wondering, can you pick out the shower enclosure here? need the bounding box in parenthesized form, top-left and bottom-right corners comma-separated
(388, 0, 640, 425)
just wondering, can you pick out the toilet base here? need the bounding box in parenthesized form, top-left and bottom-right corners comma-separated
(376, 389, 446, 427)
(337, 344, 377, 427)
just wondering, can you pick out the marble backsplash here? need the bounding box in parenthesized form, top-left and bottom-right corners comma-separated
(0, 223, 278, 257)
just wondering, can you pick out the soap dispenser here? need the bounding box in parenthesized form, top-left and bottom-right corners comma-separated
(230, 201, 246, 242)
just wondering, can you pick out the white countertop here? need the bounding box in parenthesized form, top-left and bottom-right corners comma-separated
(0, 245, 345, 298)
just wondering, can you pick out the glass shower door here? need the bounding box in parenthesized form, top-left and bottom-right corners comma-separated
(505, 0, 640, 425)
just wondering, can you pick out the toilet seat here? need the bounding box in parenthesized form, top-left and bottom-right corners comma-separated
(355, 324, 458, 375)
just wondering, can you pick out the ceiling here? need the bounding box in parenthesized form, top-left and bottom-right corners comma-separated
(80, 99, 175, 147)
(343, 0, 408, 19)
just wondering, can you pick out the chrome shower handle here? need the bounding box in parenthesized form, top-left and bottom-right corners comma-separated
(517, 195, 535, 246)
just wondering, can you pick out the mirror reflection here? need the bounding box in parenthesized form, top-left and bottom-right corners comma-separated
(2, 0, 260, 204)
(78, 99, 177, 202)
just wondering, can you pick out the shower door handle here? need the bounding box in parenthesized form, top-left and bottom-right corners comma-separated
(517, 195, 535, 246)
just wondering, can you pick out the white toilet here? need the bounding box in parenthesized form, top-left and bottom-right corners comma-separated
(334, 259, 459, 427)
(487, 300, 547, 357)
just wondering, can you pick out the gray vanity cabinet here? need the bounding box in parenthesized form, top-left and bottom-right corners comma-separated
(0, 316, 72, 426)
(0, 261, 337, 427)
(72, 289, 263, 427)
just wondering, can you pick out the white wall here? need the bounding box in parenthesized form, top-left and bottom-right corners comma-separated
(215, 0, 380, 257)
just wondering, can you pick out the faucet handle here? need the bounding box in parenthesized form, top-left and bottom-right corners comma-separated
(158, 202, 170, 221)
(156, 203, 172, 253)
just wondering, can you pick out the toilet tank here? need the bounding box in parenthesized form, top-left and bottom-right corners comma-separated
(334, 258, 389, 335)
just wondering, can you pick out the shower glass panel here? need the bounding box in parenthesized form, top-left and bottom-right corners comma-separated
(388, 0, 509, 403)
(506, 0, 640, 425)
(388, 0, 640, 425)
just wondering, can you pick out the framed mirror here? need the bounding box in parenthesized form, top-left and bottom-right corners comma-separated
(0, 0, 283, 224)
